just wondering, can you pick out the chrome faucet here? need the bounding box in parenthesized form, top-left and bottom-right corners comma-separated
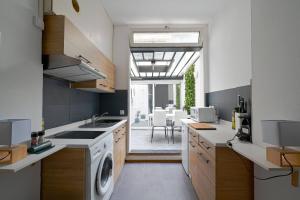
(100, 112, 109, 118)
(91, 114, 99, 124)
(91, 112, 109, 124)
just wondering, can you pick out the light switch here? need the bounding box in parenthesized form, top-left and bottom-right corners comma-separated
(120, 110, 125, 116)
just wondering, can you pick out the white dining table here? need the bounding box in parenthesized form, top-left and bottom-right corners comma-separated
(148, 113, 174, 126)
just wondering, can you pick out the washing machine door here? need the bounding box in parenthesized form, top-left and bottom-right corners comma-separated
(96, 151, 113, 195)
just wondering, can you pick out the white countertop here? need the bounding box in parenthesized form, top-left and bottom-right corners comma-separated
(0, 144, 66, 173)
(46, 116, 128, 148)
(0, 116, 127, 173)
(182, 118, 292, 171)
(182, 118, 236, 147)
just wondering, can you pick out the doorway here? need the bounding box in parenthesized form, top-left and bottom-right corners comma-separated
(127, 30, 202, 154)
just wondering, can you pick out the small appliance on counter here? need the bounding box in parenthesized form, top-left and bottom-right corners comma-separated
(190, 107, 217, 123)
(236, 116, 251, 142)
(0, 119, 31, 164)
(232, 95, 252, 142)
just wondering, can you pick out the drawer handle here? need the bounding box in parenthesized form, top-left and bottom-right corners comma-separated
(99, 83, 108, 87)
(200, 141, 211, 150)
(78, 55, 91, 64)
(198, 152, 210, 164)
(189, 141, 196, 148)
(115, 138, 120, 143)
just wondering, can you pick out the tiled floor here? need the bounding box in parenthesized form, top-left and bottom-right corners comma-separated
(129, 128, 181, 153)
(110, 163, 198, 200)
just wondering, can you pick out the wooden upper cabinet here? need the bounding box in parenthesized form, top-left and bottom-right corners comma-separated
(43, 15, 115, 93)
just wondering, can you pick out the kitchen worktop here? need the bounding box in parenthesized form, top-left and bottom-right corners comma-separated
(46, 116, 128, 148)
(0, 116, 127, 172)
(182, 118, 291, 171)
(182, 118, 236, 147)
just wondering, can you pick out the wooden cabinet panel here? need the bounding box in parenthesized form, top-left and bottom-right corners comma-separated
(113, 123, 127, 183)
(188, 125, 253, 200)
(41, 148, 86, 200)
(195, 144, 216, 184)
(198, 135, 216, 159)
(215, 148, 254, 200)
(43, 15, 115, 93)
(189, 139, 212, 200)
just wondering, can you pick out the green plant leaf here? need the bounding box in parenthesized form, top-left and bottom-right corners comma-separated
(184, 64, 195, 114)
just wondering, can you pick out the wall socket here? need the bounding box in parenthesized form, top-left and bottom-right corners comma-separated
(120, 110, 125, 116)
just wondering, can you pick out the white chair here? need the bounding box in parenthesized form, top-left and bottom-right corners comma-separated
(171, 110, 187, 143)
(155, 107, 163, 110)
(151, 110, 169, 143)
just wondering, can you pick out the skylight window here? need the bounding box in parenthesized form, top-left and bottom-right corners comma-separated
(133, 32, 200, 44)
(136, 61, 171, 66)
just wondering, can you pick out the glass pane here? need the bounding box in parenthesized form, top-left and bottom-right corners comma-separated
(143, 52, 153, 60)
(153, 72, 159, 77)
(172, 52, 194, 76)
(133, 53, 143, 60)
(166, 52, 184, 76)
(155, 61, 170, 66)
(140, 72, 146, 77)
(164, 52, 174, 60)
(179, 51, 200, 76)
(160, 72, 166, 76)
(133, 32, 200, 44)
(154, 52, 164, 60)
(146, 72, 152, 77)
(136, 61, 152, 66)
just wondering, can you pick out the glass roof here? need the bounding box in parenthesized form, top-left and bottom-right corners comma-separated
(130, 47, 200, 80)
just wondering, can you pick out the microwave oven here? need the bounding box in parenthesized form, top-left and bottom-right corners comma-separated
(190, 107, 217, 123)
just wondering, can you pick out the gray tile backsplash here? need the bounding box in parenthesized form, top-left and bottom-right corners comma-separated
(43, 76, 99, 129)
(43, 76, 128, 129)
(205, 85, 251, 121)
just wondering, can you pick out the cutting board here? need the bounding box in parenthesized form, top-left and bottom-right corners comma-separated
(189, 123, 216, 130)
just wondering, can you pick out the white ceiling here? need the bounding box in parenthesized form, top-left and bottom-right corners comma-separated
(101, 0, 232, 25)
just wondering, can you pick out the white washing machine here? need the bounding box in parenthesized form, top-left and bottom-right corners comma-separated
(86, 133, 114, 200)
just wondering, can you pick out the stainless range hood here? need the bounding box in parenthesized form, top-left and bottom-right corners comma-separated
(43, 55, 107, 82)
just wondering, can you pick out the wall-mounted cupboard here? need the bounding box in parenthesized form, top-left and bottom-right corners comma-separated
(42, 15, 115, 93)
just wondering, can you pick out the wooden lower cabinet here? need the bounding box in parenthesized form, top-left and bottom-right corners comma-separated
(41, 148, 86, 200)
(188, 128, 253, 200)
(113, 123, 127, 182)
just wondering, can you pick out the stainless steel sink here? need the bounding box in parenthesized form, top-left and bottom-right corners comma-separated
(79, 119, 122, 128)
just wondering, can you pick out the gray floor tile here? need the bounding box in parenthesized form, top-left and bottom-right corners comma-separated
(110, 163, 198, 200)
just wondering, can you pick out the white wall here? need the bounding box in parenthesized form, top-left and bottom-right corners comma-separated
(195, 49, 205, 107)
(53, 0, 113, 60)
(113, 25, 131, 90)
(251, 0, 300, 198)
(0, 0, 43, 199)
(208, 0, 251, 92)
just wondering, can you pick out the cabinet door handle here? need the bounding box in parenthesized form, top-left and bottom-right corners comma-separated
(200, 141, 210, 150)
(198, 152, 209, 164)
(115, 138, 120, 143)
(78, 55, 91, 64)
(99, 83, 108, 87)
(189, 141, 195, 148)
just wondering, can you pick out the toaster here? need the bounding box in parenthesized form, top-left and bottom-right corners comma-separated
(190, 107, 217, 123)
